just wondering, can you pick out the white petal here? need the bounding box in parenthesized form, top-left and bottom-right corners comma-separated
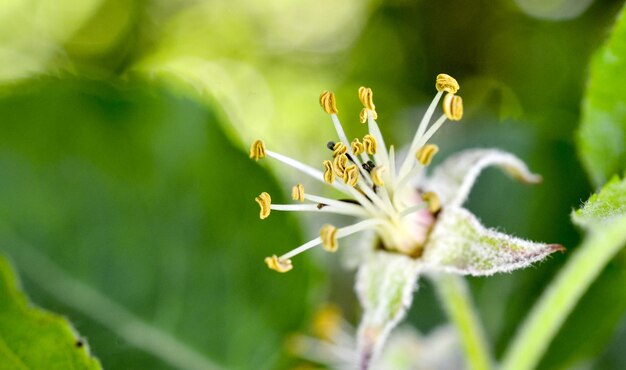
(423, 149, 542, 208)
(422, 207, 564, 276)
(355, 251, 422, 369)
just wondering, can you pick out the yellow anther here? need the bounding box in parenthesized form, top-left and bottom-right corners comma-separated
(359, 108, 378, 123)
(422, 192, 441, 213)
(312, 304, 342, 340)
(249, 139, 266, 161)
(333, 153, 348, 177)
(292, 183, 305, 202)
(255, 192, 271, 219)
(320, 224, 338, 252)
(332, 142, 348, 157)
(443, 93, 463, 121)
(319, 91, 338, 115)
(358, 87, 376, 111)
(323, 160, 335, 183)
(371, 165, 386, 186)
(265, 255, 293, 273)
(363, 134, 377, 155)
(436, 74, 460, 94)
(342, 164, 359, 186)
(358, 87, 378, 123)
(416, 144, 439, 166)
(351, 138, 364, 156)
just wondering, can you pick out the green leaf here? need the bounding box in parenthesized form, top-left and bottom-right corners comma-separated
(0, 78, 319, 369)
(0, 253, 101, 369)
(578, 5, 626, 186)
(572, 174, 626, 228)
(502, 179, 626, 370)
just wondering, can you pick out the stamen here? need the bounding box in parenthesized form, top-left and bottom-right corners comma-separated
(319, 91, 338, 115)
(263, 149, 375, 212)
(326, 141, 336, 150)
(436, 74, 460, 94)
(351, 138, 364, 156)
(255, 192, 271, 219)
(333, 154, 348, 177)
(323, 160, 335, 183)
(422, 191, 441, 213)
(320, 225, 338, 252)
(358, 87, 378, 122)
(397, 77, 445, 179)
(358, 87, 376, 111)
(270, 204, 367, 217)
(333, 142, 348, 157)
(279, 219, 382, 261)
(414, 114, 447, 150)
(371, 165, 386, 186)
(249, 139, 266, 160)
(292, 184, 305, 202)
(343, 164, 359, 186)
(443, 93, 463, 121)
(303, 194, 368, 216)
(416, 144, 439, 166)
(265, 255, 293, 273)
(363, 134, 377, 155)
(359, 108, 368, 124)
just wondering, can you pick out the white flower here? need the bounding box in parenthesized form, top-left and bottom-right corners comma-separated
(287, 304, 463, 370)
(251, 74, 563, 368)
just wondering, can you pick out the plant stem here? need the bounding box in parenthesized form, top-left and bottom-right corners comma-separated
(501, 217, 626, 370)
(433, 274, 492, 370)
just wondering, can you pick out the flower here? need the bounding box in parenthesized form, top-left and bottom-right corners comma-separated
(287, 304, 463, 370)
(250, 74, 563, 368)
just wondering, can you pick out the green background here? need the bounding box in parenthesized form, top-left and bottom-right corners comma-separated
(0, 0, 625, 368)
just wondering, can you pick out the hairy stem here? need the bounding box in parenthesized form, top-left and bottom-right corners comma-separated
(501, 217, 626, 370)
(433, 274, 492, 370)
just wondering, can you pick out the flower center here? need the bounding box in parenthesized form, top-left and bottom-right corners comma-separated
(251, 74, 463, 272)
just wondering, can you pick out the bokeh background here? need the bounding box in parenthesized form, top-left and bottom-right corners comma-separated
(1, 0, 626, 369)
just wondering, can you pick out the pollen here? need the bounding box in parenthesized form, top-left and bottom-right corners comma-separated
(333, 153, 348, 177)
(358, 87, 378, 122)
(422, 191, 441, 213)
(363, 134, 377, 155)
(320, 225, 338, 252)
(343, 164, 360, 186)
(249, 139, 266, 160)
(265, 255, 293, 273)
(443, 93, 463, 121)
(319, 91, 338, 115)
(323, 160, 335, 183)
(436, 74, 460, 94)
(255, 192, 272, 219)
(332, 142, 348, 157)
(351, 138, 364, 155)
(371, 165, 386, 186)
(292, 183, 305, 202)
(416, 144, 439, 166)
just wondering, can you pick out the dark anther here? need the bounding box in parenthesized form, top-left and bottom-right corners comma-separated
(367, 160, 375, 168)
(317, 203, 327, 209)
(326, 141, 336, 150)
(75, 339, 84, 348)
(338, 199, 361, 205)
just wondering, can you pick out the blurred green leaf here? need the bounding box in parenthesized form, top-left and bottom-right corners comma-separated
(525, 176, 626, 369)
(578, 5, 626, 187)
(0, 253, 101, 369)
(572, 173, 626, 228)
(0, 78, 319, 369)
